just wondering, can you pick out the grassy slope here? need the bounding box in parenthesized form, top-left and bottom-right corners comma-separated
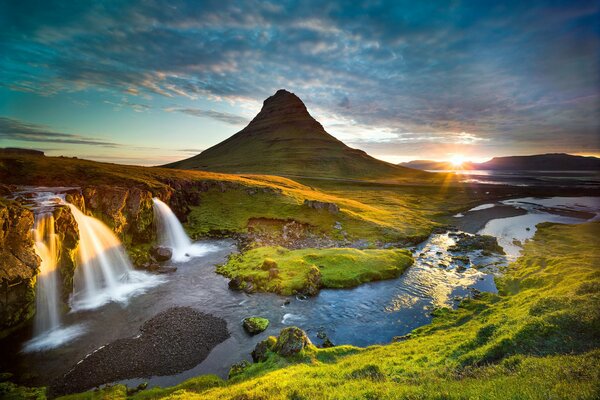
(52, 221, 598, 399)
(217, 247, 413, 295)
(0, 154, 469, 244)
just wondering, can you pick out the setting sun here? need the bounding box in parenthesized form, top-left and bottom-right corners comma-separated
(449, 154, 466, 167)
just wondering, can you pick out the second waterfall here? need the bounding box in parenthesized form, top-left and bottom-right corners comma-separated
(152, 198, 216, 262)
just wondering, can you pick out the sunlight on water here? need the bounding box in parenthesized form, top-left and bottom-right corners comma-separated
(152, 198, 218, 262)
(68, 204, 164, 311)
(32, 213, 61, 335)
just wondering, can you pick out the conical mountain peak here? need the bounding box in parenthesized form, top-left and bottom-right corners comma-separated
(248, 89, 312, 126)
(164, 90, 425, 180)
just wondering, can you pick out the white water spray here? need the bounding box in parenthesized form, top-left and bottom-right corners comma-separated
(152, 198, 216, 262)
(68, 204, 162, 310)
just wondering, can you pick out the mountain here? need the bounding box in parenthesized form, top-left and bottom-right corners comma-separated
(164, 89, 428, 180)
(401, 154, 600, 171)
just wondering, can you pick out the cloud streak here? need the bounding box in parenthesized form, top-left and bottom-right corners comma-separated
(0, 117, 120, 147)
(165, 107, 248, 125)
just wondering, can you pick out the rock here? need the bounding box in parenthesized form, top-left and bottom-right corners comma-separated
(303, 199, 339, 214)
(302, 265, 321, 296)
(242, 317, 270, 335)
(252, 336, 277, 362)
(448, 234, 505, 255)
(228, 360, 251, 378)
(228, 277, 243, 291)
(268, 268, 279, 279)
(321, 338, 335, 348)
(274, 327, 312, 357)
(0, 201, 40, 332)
(261, 258, 277, 271)
(391, 334, 411, 342)
(155, 266, 177, 274)
(243, 282, 256, 294)
(283, 299, 291, 306)
(150, 246, 172, 262)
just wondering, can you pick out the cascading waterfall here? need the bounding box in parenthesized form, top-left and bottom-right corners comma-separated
(68, 203, 163, 310)
(152, 198, 216, 262)
(32, 213, 61, 335)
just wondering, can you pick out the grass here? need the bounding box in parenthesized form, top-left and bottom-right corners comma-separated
(38, 221, 600, 399)
(217, 247, 413, 295)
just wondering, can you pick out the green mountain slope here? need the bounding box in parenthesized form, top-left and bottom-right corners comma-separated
(164, 90, 428, 180)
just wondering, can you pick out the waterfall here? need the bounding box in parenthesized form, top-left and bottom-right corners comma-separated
(32, 213, 61, 335)
(24, 206, 85, 353)
(68, 204, 163, 310)
(152, 198, 216, 262)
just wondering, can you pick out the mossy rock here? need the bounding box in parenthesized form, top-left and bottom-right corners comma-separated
(274, 326, 312, 357)
(228, 360, 251, 379)
(252, 336, 277, 362)
(242, 317, 270, 335)
(261, 258, 278, 270)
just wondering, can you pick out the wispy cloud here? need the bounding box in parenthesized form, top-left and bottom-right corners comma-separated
(0, 117, 120, 147)
(165, 107, 248, 125)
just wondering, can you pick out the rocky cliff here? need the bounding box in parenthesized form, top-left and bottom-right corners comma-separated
(0, 200, 40, 335)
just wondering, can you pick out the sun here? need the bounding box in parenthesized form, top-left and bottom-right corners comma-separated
(449, 154, 466, 167)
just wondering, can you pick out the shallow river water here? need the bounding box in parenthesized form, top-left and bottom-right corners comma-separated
(1, 195, 598, 390)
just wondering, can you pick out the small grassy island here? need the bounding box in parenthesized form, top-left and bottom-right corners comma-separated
(218, 247, 413, 295)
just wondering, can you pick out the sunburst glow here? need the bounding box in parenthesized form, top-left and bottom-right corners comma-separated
(449, 154, 466, 167)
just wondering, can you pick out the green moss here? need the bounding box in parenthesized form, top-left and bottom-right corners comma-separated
(0, 381, 45, 400)
(217, 247, 413, 295)
(243, 317, 270, 334)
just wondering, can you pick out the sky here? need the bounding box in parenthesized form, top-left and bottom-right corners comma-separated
(1, 0, 599, 166)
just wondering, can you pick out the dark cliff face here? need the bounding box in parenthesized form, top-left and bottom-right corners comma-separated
(0, 201, 40, 334)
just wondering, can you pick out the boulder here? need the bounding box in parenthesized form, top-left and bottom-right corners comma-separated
(243, 317, 270, 335)
(228, 360, 251, 379)
(228, 276, 243, 291)
(150, 246, 172, 262)
(302, 265, 322, 296)
(252, 336, 277, 362)
(274, 327, 312, 357)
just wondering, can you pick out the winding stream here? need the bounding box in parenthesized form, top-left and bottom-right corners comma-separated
(1, 195, 598, 391)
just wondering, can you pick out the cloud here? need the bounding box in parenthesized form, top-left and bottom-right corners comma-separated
(0, 117, 120, 147)
(165, 107, 248, 125)
(1, 0, 599, 155)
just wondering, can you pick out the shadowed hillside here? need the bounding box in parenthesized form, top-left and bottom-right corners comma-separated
(164, 90, 429, 181)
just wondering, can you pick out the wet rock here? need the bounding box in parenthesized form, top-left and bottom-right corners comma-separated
(243, 282, 256, 294)
(392, 334, 411, 342)
(242, 317, 270, 335)
(155, 266, 177, 274)
(274, 327, 312, 357)
(228, 277, 243, 291)
(456, 265, 467, 273)
(150, 246, 172, 262)
(228, 360, 251, 378)
(283, 299, 291, 306)
(321, 338, 335, 348)
(252, 336, 277, 362)
(448, 234, 505, 255)
(303, 199, 339, 214)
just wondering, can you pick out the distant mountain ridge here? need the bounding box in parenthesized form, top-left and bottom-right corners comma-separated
(401, 154, 600, 171)
(164, 89, 428, 180)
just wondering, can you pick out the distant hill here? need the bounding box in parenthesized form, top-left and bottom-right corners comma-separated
(401, 154, 600, 171)
(164, 90, 429, 180)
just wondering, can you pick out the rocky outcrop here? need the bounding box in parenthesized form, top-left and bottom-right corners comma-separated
(303, 199, 339, 214)
(0, 201, 40, 334)
(274, 327, 312, 357)
(53, 205, 79, 303)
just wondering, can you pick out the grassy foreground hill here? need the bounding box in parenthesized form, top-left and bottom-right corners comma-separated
(164, 90, 431, 182)
(35, 221, 598, 399)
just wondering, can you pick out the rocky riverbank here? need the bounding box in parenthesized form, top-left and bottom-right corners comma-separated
(52, 307, 229, 396)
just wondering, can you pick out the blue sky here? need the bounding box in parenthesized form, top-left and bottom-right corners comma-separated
(1, 0, 599, 165)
